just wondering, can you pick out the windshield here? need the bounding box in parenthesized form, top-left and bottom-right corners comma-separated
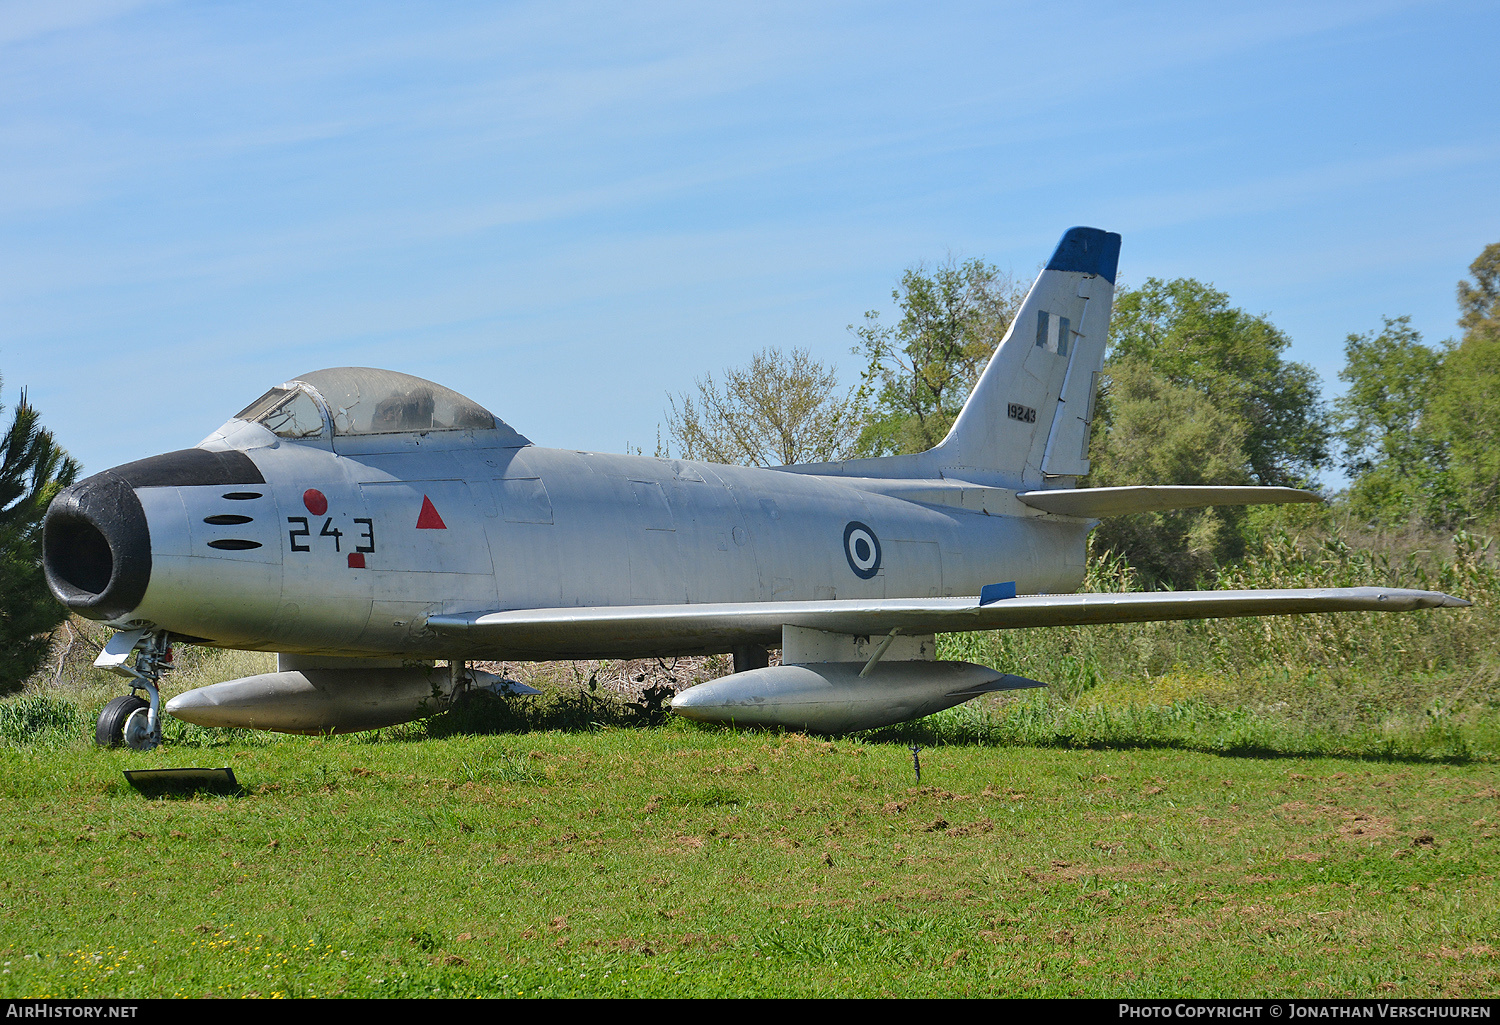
(234, 387, 327, 439)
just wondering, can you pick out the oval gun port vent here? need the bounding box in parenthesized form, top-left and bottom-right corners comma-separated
(221, 492, 262, 500)
(203, 514, 253, 525)
(207, 539, 262, 551)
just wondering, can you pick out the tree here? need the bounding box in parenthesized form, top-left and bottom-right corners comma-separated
(850, 258, 1025, 456)
(1457, 242, 1500, 337)
(0, 380, 80, 694)
(665, 347, 862, 467)
(1080, 279, 1329, 584)
(1422, 243, 1500, 524)
(1333, 316, 1447, 524)
(1085, 359, 1253, 587)
(1107, 278, 1330, 488)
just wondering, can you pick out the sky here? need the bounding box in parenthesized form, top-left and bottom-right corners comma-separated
(3, 0, 1497, 482)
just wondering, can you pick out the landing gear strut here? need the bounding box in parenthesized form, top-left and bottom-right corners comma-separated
(94, 629, 173, 751)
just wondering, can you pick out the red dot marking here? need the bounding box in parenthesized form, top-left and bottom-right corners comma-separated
(303, 489, 328, 515)
(347, 552, 365, 569)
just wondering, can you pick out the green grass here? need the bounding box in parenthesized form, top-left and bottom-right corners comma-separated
(0, 702, 1497, 998)
(2, 525, 1496, 997)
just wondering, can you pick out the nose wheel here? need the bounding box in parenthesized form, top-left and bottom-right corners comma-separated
(96, 694, 149, 748)
(94, 630, 173, 751)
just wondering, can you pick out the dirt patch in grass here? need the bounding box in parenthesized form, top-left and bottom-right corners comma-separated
(1336, 813, 1400, 843)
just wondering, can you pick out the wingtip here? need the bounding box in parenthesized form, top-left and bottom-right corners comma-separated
(1398, 588, 1470, 606)
(1378, 589, 1473, 609)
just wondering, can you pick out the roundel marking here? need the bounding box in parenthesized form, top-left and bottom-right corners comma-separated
(843, 521, 881, 579)
(303, 489, 328, 516)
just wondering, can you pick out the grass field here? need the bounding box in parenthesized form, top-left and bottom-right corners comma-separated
(0, 688, 1497, 998)
(2, 525, 1496, 998)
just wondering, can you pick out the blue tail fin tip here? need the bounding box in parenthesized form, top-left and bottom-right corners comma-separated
(1045, 227, 1121, 284)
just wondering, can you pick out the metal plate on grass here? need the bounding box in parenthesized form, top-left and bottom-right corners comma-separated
(123, 767, 239, 793)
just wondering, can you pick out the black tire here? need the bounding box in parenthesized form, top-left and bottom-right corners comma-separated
(96, 694, 149, 748)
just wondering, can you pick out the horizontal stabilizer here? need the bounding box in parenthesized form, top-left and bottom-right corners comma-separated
(1016, 485, 1321, 518)
(426, 586, 1467, 660)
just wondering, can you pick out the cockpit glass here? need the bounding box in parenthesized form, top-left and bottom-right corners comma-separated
(295, 368, 497, 436)
(234, 387, 326, 439)
(235, 369, 500, 439)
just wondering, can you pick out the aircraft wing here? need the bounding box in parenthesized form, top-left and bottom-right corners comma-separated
(425, 587, 1469, 660)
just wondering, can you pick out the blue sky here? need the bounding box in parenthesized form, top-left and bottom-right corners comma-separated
(3, 0, 1497, 481)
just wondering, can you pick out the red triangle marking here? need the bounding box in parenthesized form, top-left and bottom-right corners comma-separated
(416, 495, 447, 530)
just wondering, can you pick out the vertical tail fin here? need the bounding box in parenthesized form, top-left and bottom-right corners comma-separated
(931, 227, 1120, 488)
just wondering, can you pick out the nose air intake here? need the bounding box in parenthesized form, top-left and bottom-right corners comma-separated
(43, 447, 265, 622)
(44, 471, 153, 622)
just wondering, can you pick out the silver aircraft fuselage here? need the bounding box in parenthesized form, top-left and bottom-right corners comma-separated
(121, 420, 1088, 660)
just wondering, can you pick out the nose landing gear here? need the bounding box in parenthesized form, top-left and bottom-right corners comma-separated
(94, 629, 173, 751)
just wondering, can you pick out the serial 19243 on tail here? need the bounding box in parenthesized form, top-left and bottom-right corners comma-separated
(42, 227, 1469, 750)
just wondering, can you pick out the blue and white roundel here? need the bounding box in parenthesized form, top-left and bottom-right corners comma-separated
(843, 521, 881, 579)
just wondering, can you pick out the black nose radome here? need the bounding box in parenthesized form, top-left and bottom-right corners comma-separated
(44, 471, 152, 622)
(103, 447, 265, 488)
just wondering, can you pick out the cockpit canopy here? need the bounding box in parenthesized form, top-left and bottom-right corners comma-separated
(236, 368, 515, 440)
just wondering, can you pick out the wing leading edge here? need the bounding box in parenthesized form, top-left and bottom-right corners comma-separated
(426, 587, 1469, 661)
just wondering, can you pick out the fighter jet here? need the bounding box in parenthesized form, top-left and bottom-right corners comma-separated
(43, 227, 1468, 749)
